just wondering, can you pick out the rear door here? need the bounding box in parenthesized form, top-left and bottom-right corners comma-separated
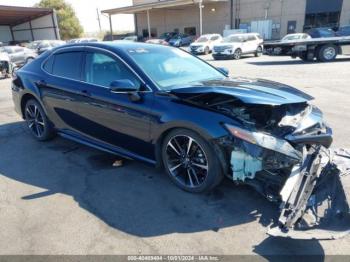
(39, 47, 89, 133)
(245, 35, 259, 53)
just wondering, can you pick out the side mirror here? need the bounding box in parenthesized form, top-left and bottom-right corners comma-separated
(109, 79, 139, 92)
(217, 67, 229, 76)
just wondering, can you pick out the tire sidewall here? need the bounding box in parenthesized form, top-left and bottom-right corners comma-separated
(318, 44, 337, 62)
(24, 99, 53, 141)
(234, 48, 242, 59)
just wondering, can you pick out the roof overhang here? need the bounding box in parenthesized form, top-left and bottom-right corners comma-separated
(102, 0, 227, 15)
(0, 5, 53, 26)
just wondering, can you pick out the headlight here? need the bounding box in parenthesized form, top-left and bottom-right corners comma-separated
(223, 124, 302, 160)
(224, 124, 258, 144)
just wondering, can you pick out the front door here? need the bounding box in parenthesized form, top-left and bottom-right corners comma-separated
(77, 49, 154, 159)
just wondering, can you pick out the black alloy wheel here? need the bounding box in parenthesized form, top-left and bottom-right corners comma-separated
(162, 129, 223, 193)
(24, 99, 54, 141)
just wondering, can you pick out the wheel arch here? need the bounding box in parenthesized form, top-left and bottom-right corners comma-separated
(20, 92, 45, 119)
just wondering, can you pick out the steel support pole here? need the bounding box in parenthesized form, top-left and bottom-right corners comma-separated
(109, 14, 113, 40)
(147, 9, 151, 38)
(199, 0, 203, 35)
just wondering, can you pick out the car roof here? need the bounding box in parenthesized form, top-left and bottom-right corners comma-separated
(54, 41, 170, 55)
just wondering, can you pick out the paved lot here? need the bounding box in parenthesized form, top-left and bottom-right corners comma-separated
(1, 54, 350, 256)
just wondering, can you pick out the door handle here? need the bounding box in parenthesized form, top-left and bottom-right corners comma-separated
(80, 89, 91, 96)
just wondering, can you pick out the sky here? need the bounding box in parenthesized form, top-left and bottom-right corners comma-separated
(0, 0, 135, 33)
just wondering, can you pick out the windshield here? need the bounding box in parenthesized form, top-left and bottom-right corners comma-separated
(196, 36, 209, 43)
(27, 42, 41, 49)
(282, 35, 302, 41)
(223, 35, 244, 43)
(128, 47, 225, 90)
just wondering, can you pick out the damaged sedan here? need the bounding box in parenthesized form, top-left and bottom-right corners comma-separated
(12, 42, 350, 239)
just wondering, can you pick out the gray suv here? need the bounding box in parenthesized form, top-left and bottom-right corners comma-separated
(0, 46, 37, 66)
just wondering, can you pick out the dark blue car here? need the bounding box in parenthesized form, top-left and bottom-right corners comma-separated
(168, 34, 193, 47)
(12, 42, 340, 237)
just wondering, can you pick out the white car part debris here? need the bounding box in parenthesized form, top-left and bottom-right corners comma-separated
(231, 150, 262, 181)
(268, 147, 350, 240)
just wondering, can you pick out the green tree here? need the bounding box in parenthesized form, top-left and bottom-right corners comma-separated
(36, 0, 83, 40)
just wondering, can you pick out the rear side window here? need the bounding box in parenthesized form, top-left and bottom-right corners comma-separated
(247, 35, 256, 41)
(43, 55, 54, 74)
(52, 52, 83, 80)
(211, 35, 220, 40)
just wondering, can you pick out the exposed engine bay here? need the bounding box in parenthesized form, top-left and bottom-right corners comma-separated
(170, 85, 350, 240)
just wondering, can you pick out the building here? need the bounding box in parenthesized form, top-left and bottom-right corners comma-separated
(103, 0, 350, 40)
(0, 5, 60, 45)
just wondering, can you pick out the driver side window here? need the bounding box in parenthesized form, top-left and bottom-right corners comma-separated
(84, 52, 141, 88)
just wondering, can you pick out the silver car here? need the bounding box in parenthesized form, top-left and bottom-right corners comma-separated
(0, 46, 37, 65)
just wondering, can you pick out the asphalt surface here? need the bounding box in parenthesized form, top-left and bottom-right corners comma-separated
(1, 54, 350, 256)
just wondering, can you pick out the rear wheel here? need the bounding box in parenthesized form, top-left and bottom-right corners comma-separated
(255, 46, 263, 57)
(162, 129, 223, 193)
(24, 99, 55, 141)
(233, 48, 242, 60)
(317, 44, 338, 62)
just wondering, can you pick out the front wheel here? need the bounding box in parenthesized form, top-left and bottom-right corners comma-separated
(162, 129, 223, 193)
(255, 46, 263, 57)
(204, 46, 210, 55)
(233, 48, 242, 60)
(24, 99, 55, 141)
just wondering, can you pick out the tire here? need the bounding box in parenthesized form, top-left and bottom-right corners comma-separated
(255, 46, 263, 57)
(161, 128, 224, 193)
(317, 44, 338, 62)
(204, 46, 210, 55)
(233, 48, 242, 60)
(24, 99, 55, 141)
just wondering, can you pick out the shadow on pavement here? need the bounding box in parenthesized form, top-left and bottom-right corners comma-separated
(0, 121, 325, 255)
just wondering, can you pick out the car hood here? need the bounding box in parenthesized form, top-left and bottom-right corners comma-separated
(169, 77, 314, 105)
(190, 43, 207, 47)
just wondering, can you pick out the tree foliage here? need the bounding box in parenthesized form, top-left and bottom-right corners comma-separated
(36, 0, 83, 40)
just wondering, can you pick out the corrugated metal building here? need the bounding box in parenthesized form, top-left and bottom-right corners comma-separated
(103, 0, 350, 39)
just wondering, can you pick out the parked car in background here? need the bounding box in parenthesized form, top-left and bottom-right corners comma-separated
(281, 33, 311, 41)
(27, 40, 66, 55)
(212, 33, 263, 60)
(0, 46, 37, 65)
(306, 27, 336, 38)
(159, 32, 178, 42)
(67, 38, 99, 43)
(189, 34, 222, 55)
(271, 33, 311, 55)
(168, 34, 193, 47)
(146, 39, 169, 45)
(336, 25, 350, 36)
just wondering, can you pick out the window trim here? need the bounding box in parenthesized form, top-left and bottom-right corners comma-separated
(51, 50, 84, 81)
(82, 48, 149, 92)
(41, 45, 152, 92)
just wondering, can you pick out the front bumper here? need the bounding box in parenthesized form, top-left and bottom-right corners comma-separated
(220, 107, 350, 239)
(268, 147, 350, 240)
